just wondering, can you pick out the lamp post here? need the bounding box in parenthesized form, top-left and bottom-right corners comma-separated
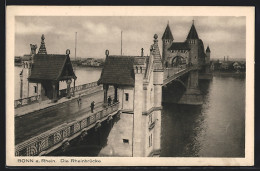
(20, 74, 23, 99)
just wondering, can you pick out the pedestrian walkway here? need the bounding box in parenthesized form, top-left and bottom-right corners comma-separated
(15, 87, 115, 144)
(15, 103, 105, 145)
(15, 86, 103, 117)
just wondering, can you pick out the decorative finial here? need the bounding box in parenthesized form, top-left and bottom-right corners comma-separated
(66, 49, 70, 55)
(167, 20, 169, 25)
(41, 34, 45, 42)
(141, 48, 144, 56)
(38, 34, 47, 54)
(30, 44, 37, 55)
(192, 19, 195, 25)
(105, 49, 109, 56)
(153, 34, 158, 43)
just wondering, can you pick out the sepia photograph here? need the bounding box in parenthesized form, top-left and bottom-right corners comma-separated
(6, 6, 254, 166)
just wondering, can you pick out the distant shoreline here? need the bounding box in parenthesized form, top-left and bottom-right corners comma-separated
(15, 63, 104, 69)
(213, 71, 245, 77)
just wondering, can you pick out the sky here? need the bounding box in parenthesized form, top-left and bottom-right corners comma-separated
(15, 16, 246, 59)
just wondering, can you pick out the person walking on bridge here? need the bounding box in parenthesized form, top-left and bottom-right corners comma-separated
(91, 101, 95, 113)
(108, 96, 112, 106)
(77, 94, 82, 106)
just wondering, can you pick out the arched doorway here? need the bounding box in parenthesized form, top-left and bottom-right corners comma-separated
(171, 56, 186, 67)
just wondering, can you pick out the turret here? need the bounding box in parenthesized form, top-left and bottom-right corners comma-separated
(186, 20, 199, 65)
(162, 22, 174, 65)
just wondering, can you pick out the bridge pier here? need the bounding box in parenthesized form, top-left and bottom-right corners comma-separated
(178, 70, 203, 105)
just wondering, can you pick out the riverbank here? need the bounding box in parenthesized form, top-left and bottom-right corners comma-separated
(213, 71, 245, 77)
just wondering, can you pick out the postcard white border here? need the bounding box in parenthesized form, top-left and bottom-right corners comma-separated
(6, 6, 255, 166)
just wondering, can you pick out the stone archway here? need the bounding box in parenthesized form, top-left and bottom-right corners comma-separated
(171, 56, 185, 67)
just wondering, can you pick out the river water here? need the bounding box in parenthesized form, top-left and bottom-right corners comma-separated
(15, 66, 245, 157)
(161, 76, 245, 157)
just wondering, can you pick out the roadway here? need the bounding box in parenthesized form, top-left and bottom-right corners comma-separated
(15, 88, 114, 145)
(163, 66, 197, 85)
(15, 66, 194, 145)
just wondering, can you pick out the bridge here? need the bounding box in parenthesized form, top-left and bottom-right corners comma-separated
(15, 22, 212, 157)
(163, 65, 198, 86)
(14, 64, 204, 156)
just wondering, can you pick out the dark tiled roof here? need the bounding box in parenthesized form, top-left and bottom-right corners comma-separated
(206, 46, 211, 52)
(187, 24, 199, 39)
(28, 54, 76, 81)
(98, 56, 136, 86)
(162, 24, 174, 40)
(168, 42, 190, 50)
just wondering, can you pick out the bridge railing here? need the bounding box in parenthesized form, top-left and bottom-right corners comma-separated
(59, 81, 100, 98)
(15, 82, 101, 108)
(165, 64, 188, 78)
(163, 65, 199, 85)
(14, 95, 41, 109)
(15, 102, 119, 156)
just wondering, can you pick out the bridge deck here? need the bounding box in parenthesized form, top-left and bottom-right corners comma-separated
(15, 89, 114, 145)
(163, 66, 197, 85)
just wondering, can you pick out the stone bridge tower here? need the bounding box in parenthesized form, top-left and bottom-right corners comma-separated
(186, 21, 199, 66)
(98, 34, 163, 157)
(151, 34, 164, 155)
(162, 22, 174, 66)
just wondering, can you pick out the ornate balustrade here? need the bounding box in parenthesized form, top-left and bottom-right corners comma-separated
(14, 95, 41, 109)
(59, 81, 101, 97)
(14, 81, 101, 108)
(15, 102, 119, 156)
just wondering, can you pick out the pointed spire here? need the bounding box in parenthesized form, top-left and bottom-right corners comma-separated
(206, 45, 211, 53)
(186, 21, 199, 39)
(38, 34, 47, 55)
(162, 22, 174, 40)
(152, 34, 163, 70)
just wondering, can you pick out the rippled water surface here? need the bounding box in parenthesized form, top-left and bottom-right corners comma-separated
(161, 76, 245, 157)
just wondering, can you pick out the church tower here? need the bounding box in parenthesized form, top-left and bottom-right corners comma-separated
(162, 22, 174, 66)
(186, 21, 199, 66)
